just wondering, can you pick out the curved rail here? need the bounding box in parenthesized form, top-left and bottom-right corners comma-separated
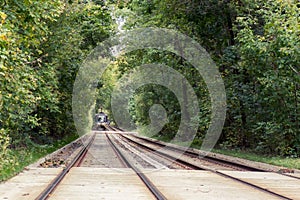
(129, 134, 263, 171)
(119, 133, 292, 200)
(119, 134, 252, 171)
(128, 134, 300, 179)
(117, 134, 203, 170)
(95, 125, 296, 199)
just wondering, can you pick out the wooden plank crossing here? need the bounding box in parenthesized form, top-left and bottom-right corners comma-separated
(220, 171, 300, 200)
(48, 168, 288, 200)
(143, 169, 283, 200)
(284, 172, 300, 179)
(48, 168, 155, 200)
(0, 167, 62, 200)
(1, 168, 299, 199)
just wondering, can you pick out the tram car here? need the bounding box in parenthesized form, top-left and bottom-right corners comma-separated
(94, 112, 109, 130)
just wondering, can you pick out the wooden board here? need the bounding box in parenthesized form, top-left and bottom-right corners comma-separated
(220, 171, 300, 200)
(143, 169, 283, 200)
(284, 172, 300, 179)
(0, 167, 62, 200)
(49, 168, 155, 200)
(79, 134, 126, 168)
(2, 167, 297, 200)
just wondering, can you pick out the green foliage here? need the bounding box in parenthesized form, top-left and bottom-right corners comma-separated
(1, 0, 63, 144)
(42, 2, 113, 136)
(230, 0, 300, 156)
(0, 132, 78, 181)
(0, 129, 10, 167)
(110, 0, 299, 157)
(96, 61, 120, 121)
(1, 0, 299, 180)
(213, 148, 300, 169)
(0, 0, 113, 177)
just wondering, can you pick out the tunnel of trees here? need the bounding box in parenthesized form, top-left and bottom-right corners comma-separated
(0, 0, 299, 176)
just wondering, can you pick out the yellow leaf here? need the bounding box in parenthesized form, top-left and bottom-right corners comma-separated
(0, 34, 7, 41)
(0, 64, 7, 71)
(0, 11, 7, 24)
(0, 12, 7, 20)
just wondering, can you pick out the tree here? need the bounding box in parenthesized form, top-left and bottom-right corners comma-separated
(108, 0, 299, 156)
(232, 0, 300, 155)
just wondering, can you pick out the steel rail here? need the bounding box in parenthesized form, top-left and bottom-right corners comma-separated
(119, 134, 291, 200)
(120, 133, 246, 171)
(105, 133, 167, 200)
(118, 134, 203, 170)
(116, 134, 195, 170)
(215, 171, 292, 200)
(105, 126, 295, 199)
(105, 133, 130, 168)
(129, 134, 300, 180)
(103, 124, 117, 131)
(128, 134, 263, 171)
(281, 173, 300, 180)
(35, 133, 96, 200)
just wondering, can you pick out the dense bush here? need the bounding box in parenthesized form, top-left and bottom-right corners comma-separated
(0, 0, 112, 172)
(108, 0, 299, 156)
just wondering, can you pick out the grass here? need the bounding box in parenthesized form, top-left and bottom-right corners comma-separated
(212, 148, 300, 170)
(0, 134, 78, 182)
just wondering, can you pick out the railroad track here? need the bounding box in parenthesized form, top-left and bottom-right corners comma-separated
(104, 124, 123, 132)
(35, 130, 167, 200)
(105, 133, 167, 200)
(123, 133, 300, 178)
(105, 125, 300, 175)
(34, 125, 298, 200)
(115, 134, 201, 170)
(35, 133, 96, 200)
(105, 125, 297, 200)
(118, 133, 257, 171)
(104, 125, 194, 169)
(104, 125, 254, 171)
